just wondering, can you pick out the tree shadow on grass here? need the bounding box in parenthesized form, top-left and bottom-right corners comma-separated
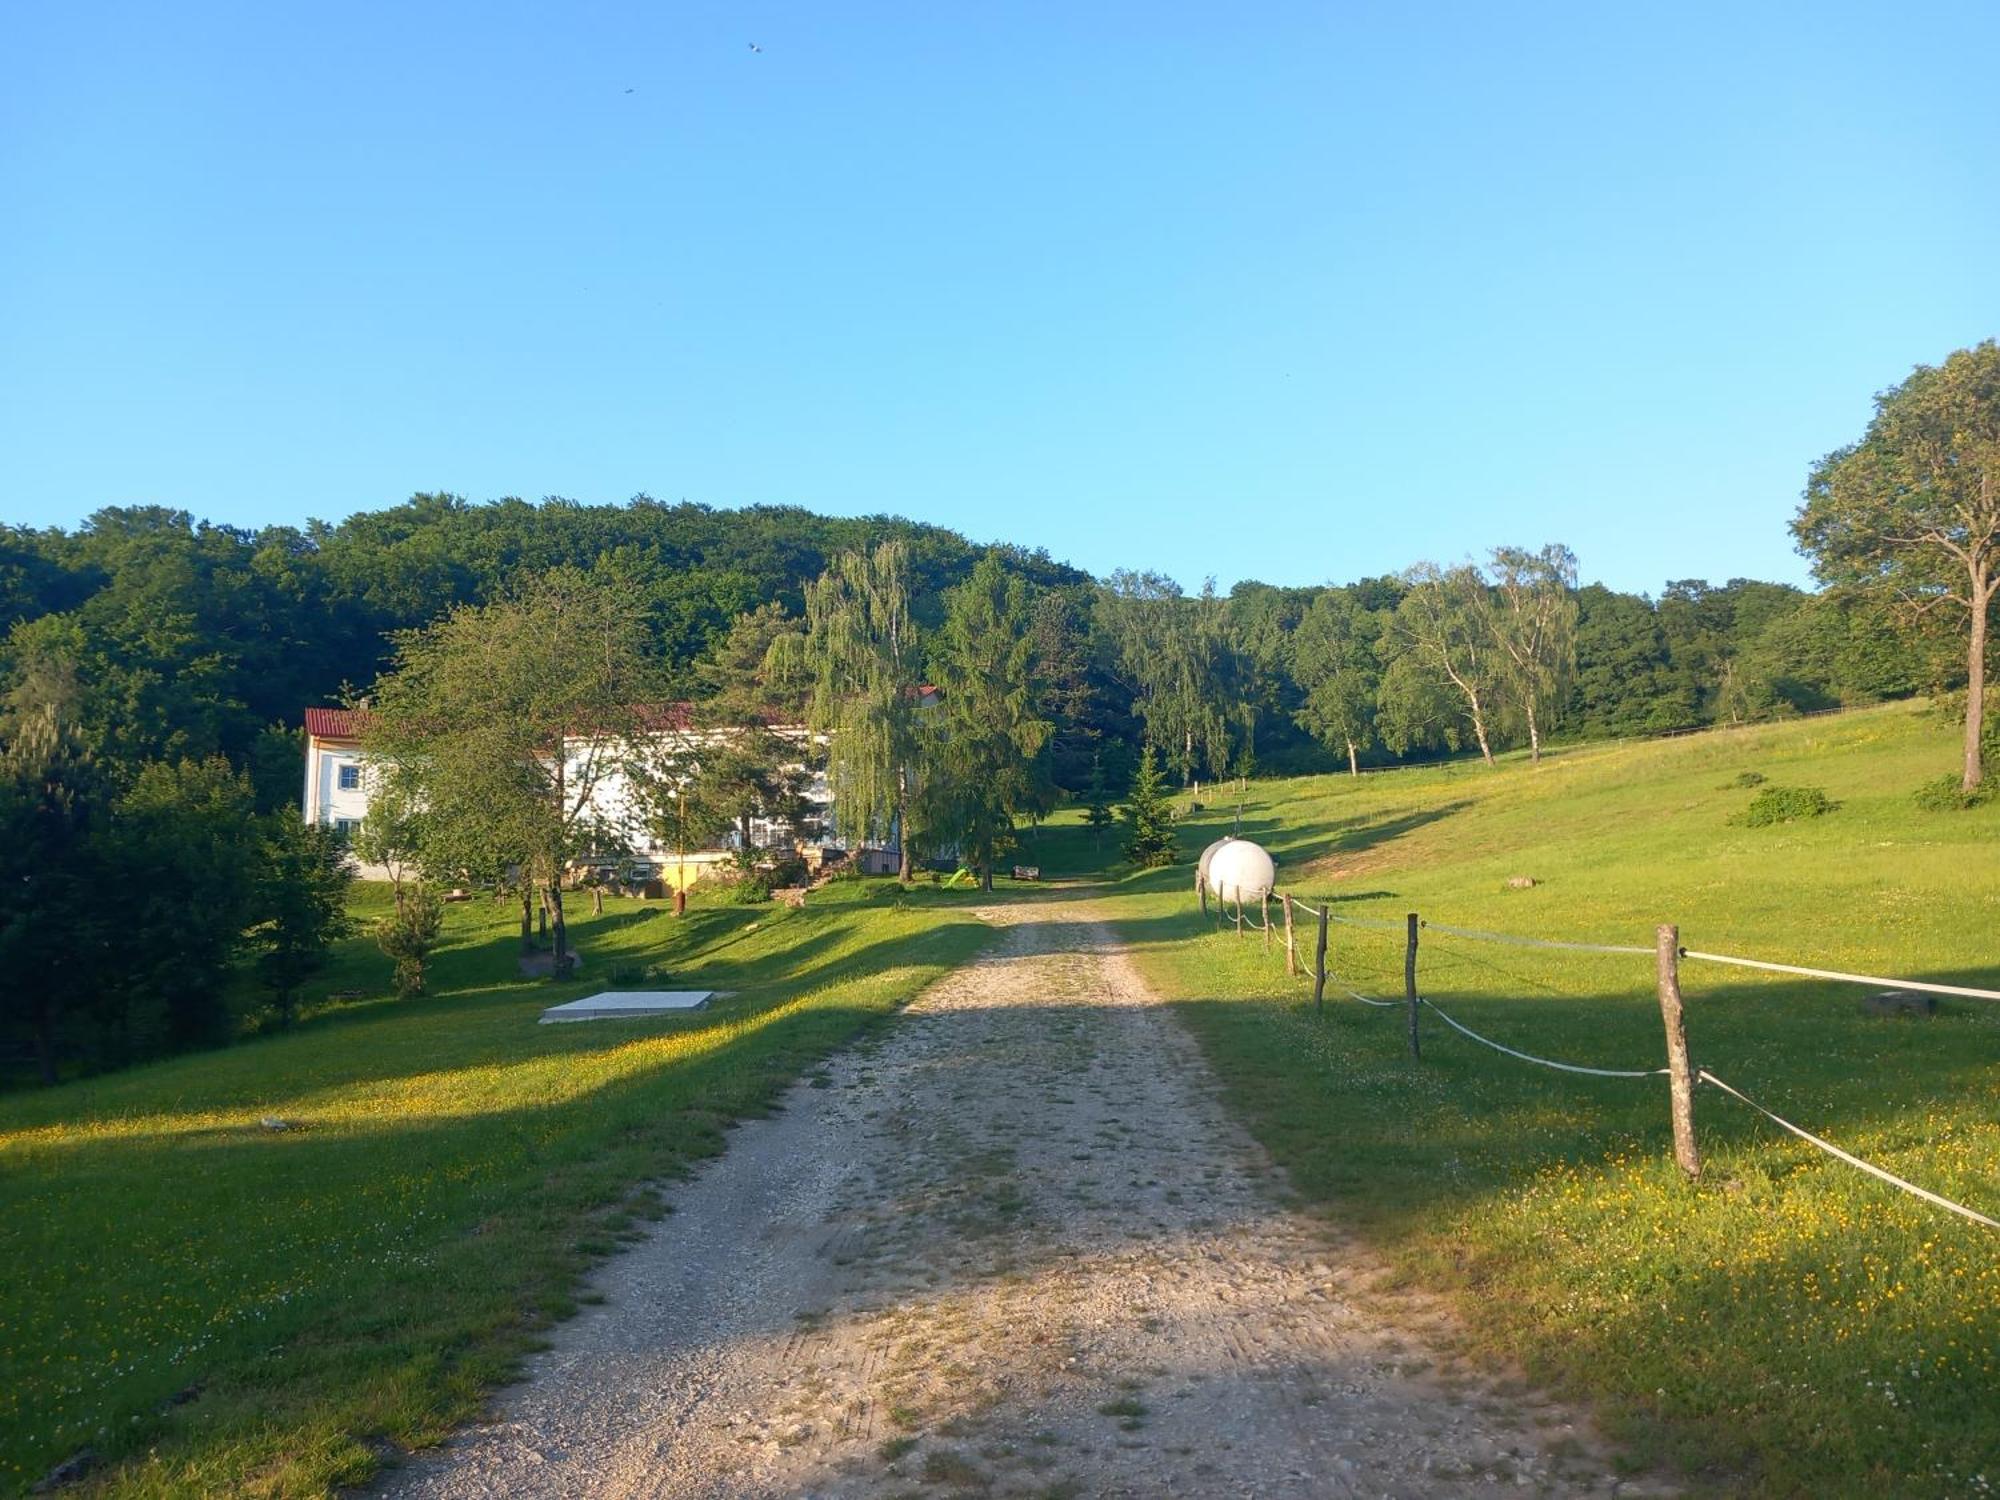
(8, 901, 2000, 1498)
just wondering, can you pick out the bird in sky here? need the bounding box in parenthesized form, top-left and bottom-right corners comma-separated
(748, 42, 763, 52)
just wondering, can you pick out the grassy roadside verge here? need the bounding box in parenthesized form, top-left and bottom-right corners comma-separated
(1079, 705, 2000, 1497)
(0, 880, 987, 1498)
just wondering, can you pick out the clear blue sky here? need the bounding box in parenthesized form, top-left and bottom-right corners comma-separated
(3, 2, 1995, 596)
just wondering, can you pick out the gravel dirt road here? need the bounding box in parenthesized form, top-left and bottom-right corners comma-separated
(379, 897, 1664, 1499)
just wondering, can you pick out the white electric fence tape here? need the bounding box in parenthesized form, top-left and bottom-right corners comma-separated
(1253, 894, 2000, 1229)
(1419, 997, 1669, 1079)
(1337, 980, 1400, 1008)
(1680, 951, 2000, 1003)
(1697, 1069, 2000, 1232)
(1421, 921, 1653, 956)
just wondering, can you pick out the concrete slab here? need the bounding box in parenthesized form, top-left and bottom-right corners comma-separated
(539, 991, 715, 1024)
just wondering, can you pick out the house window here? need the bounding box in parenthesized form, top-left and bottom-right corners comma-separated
(333, 818, 360, 841)
(337, 764, 362, 791)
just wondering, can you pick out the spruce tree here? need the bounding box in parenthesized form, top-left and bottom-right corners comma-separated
(1082, 751, 1114, 850)
(1120, 744, 1178, 868)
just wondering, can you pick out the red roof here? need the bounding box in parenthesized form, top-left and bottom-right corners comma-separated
(632, 702, 697, 732)
(302, 703, 695, 740)
(304, 707, 366, 740)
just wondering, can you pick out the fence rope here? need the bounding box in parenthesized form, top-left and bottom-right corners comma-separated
(1420, 920, 1653, 956)
(1324, 910, 2000, 1002)
(1680, 950, 2000, 1003)
(1697, 1069, 2000, 1231)
(1331, 973, 1399, 1008)
(1325, 912, 1410, 932)
(1418, 997, 1670, 1078)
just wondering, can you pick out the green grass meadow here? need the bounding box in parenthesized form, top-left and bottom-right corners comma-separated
(5, 703, 1997, 1498)
(0, 879, 990, 1497)
(1056, 702, 2000, 1497)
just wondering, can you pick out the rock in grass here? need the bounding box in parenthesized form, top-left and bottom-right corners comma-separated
(1505, 875, 1539, 889)
(1862, 990, 1936, 1018)
(259, 1116, 294, 1131)
(32, 1448, 99, 1493)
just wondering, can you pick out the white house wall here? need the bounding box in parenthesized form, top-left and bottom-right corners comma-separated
(304, 724, 843, 879)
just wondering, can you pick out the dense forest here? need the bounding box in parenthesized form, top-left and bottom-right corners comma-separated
(0, 491, 1966, 1084)
(0, 493, 1957, 797)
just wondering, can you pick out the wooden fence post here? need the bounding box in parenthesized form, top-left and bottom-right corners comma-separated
(1656, 924, 1701, 1181)
(1197, 869, 1208, 917)
(1262, 893, 1271, 951)
(1283, 895, 1296, 976)
(1405, 912, 1421, 1060)
(1312, 905, 1329, 1013)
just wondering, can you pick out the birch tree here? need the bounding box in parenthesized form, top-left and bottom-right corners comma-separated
(1487, 544, 1579, 763)
(1388, 562, 1505, 766)
(1096, 571, 1232, 784)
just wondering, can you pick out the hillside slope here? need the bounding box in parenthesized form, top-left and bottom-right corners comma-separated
(1075, 703, 2000, 1498)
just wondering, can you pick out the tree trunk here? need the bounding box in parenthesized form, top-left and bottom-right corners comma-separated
(33, 1014, 56, 1086)
(981, 864, 993, 892)
(1467, 690, 1496, 766)
(591, 885, 604, 915)
(1967, 572, 1991, 792)
(1345, 739, 1358, 777)
(519, 886, 534, 954)
(1526, 702, 1542, 764)
(549, 881, 569, 971)
(896, 770, 912, 882)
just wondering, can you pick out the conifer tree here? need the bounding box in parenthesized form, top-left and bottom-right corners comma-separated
(1082, 751, 1115, 850)
(1120, 744, 1178, 868)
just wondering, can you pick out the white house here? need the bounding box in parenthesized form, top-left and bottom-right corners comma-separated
(301, 705, 852, 885)
(302, 708, 375, 857)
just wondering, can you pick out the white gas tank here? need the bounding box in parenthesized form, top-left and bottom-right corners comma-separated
(1198, 835, 1236, 888)
(1207, 839, 1277, 904)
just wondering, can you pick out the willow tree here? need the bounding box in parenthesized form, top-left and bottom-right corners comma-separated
(1488, 544, 1579, 763)
(793, 541, 923, 879)
(363, 568, 655, 971)
(1795, 342, 2000, 791)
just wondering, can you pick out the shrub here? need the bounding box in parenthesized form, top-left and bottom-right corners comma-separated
(1912, 774, 1997, 812)
(1739, 784, 1837, 826)
(764, 857, 809, 888)
(376, 884, 445, 997)
(727, 876, 772, 905)
(1729, 770, 1767, 788)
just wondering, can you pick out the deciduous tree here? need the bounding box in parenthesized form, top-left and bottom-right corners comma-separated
(364, 568, 656, 972)
(792, 541, 925, 878)
(1290, 589, 1387, 775)
(1795, 341, 2000, 790)
(1487, 544, 1579, 762)
(1388, 563, 1505, 765)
